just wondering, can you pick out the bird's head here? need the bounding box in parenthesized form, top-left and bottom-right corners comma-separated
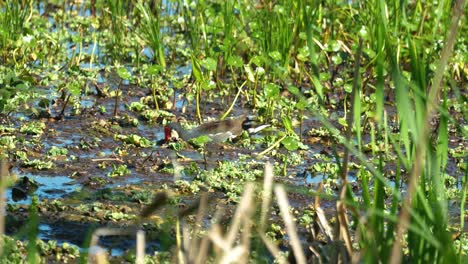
(164, 125, 172, 143)
(164, 123, 182, 143)
(241, 115, 270, 133)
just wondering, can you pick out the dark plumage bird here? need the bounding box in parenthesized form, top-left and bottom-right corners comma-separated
(11, 176, 38, 202)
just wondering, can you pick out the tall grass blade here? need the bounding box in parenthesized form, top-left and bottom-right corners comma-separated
(275, 185, 307, 264)
(26, 197, 39, 264)
(0, 157, 7, 256)
(390, 0, 466, 262)
(460, 170, 467, 261)
(136, 1, 166, 68)
(302, 1, 324, 104)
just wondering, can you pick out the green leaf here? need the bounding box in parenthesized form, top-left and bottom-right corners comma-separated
(47, 146, 68, 156)
(332, 54, 343, 64)
(251, 55, 264, 66)
(268, 51, 282, 61)
(264, 83, 280, 98)
(190, 135, 212, 145)
(359, 26, 369, 39)
(328, 40, 341, 52)
(69, 81, 81, 96)
(299, 32, 307, 40)
(117, 67, 131, 80)
(282, 136, 299, 151)
(319, 72, 331, 81)
(282, 116, 294, 134)
(227, 56, 243, 68)
(244, 65, 255, 82)
(296, 98, 306, 110)
(191, 56, 203, 83)
(363, 48, 376, 59)
(287, 85, 301, 96)
(201, 57, 217, 71)
(297, 46, 309, 61)
(338, 117, 347, 127)
(128, 102, 147, 112)
(147, 65, 163, 75)
(344, 83, 353, 93)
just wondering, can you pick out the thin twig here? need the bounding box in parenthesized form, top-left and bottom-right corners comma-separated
(220, 80, 247, 120)
(91, 158, 124, 163)
(255, 134, 287, 157)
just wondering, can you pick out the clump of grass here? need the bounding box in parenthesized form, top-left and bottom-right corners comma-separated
(0, 0, 32, 62)
(136, 1, 166, 68)
(298, 0, 467, 263)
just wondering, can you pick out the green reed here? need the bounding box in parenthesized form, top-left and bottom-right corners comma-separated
(352, 0, 464, 262)
(285, 0, 466, 262)
(0, 0, 32, 63)
(103, 0, 128, 61)
(177, 0, 206, 57)
(136, 1, 166, 68)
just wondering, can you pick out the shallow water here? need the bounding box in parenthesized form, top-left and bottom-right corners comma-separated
(6, 173, 80, 205)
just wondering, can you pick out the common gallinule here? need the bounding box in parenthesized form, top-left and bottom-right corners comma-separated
(165, 115, 269, 143)
(11, 176, 38, 202)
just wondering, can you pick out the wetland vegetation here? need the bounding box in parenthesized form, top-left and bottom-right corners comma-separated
(0, 0, 466, 263)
